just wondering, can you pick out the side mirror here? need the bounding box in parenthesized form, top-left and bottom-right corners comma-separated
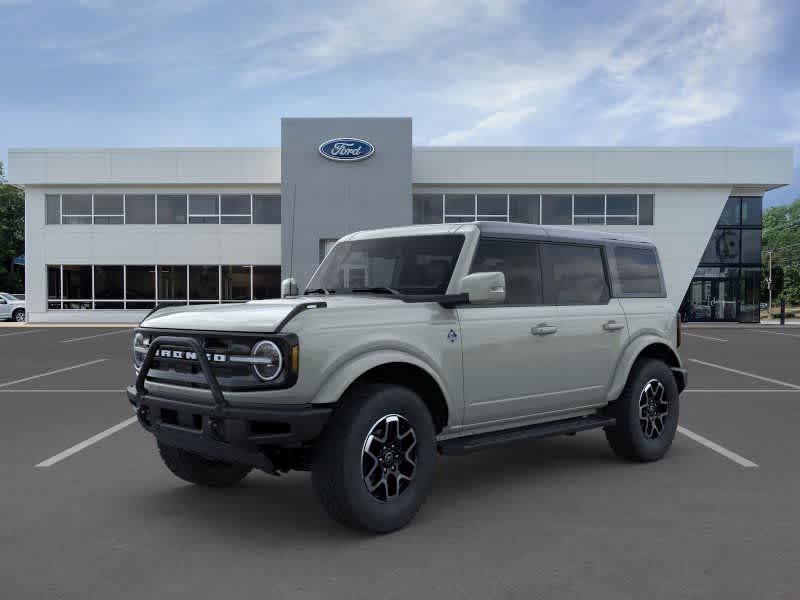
(281, 278, 299, 298)
(459, 272, 506, 304)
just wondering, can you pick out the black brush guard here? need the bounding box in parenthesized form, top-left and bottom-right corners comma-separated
(128, 335, 332, 472)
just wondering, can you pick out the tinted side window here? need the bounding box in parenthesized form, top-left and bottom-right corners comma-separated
(542, 244, 609, 305)
(470, 238, 542, 305)
(613, 246, 663, 296)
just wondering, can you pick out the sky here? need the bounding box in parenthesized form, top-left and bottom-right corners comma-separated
(1, 0, 798, 207)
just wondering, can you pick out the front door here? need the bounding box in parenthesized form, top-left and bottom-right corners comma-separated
(459, 237, 566, 427)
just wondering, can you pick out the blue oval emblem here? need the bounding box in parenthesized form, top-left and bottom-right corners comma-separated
(318, 138, 375, 162)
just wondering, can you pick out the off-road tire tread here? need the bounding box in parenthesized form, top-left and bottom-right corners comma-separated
(157, 442, 251, 487)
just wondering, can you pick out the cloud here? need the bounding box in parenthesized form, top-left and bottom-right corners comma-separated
(428, 0, 779, 144)
(429, 107, 537, 145)
(237, 0, 518, 88)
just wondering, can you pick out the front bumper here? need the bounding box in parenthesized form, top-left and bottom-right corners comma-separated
(128, 386, 332, 469)
(128, 333, 332, 471)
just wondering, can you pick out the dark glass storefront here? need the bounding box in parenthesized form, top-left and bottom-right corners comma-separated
(682, 197, 762, 322)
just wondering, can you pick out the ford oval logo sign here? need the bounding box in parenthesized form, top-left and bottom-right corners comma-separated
(318, 138, 375, 162)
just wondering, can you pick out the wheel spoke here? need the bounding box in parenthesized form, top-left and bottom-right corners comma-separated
(362, 413, 418, 503)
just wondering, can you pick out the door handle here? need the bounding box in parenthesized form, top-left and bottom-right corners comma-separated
(602, 320, 625, 331)
(531, 323, 558, 336)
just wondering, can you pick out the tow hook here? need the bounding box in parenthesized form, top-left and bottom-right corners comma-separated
(136, 405, 151, 427)
(209, 417, 224, 440)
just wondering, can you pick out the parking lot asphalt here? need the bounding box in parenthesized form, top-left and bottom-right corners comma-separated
(2, 326, 799, 599)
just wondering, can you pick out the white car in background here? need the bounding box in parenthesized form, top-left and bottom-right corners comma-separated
(0, 293, 26, 322)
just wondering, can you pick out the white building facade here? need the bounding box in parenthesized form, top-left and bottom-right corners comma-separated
(8, 118, 794, 323)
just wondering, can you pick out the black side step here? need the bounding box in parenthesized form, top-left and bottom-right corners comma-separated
(438, 414, 616, 456)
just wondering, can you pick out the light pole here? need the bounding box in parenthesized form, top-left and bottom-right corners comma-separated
(767, 250, 773, 319)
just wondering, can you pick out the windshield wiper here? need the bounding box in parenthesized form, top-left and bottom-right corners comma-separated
(304, 288, 335, 295)
(351, 287, 401, 296)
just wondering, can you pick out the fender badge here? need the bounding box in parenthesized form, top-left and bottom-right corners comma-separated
(447, 329, 458, 343)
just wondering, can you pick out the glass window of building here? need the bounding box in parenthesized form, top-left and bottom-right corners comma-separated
(189, 194, 219, 224)
(509, 194, 540, 224)
(702, 229, 740, 263)
(126, 265, 155, 309)
(93, 266, 123, 300)
(477, 194, 507, 219)
(741, 197, 762, 226)
(222, 266, 251, 301)
(125, 194, 155, 224)
(717, 197, 741, 225)
(638, 194, 654, 225)
(253, 266, 281, 299)
(189, 265, 219, 301)
(573, 195, 604, 224)
(221, 194, 251, 224)
(61, 194, 92, 224)
(157, 194, 187, 224)
(46, 194, 61, 224)
(158, 265, 187, 302)
(62, 265, 92, 309)
(444, 194, 475, 219)
(93, 194, 124, 224)
(606, 195, 637, 225)
(740, 229, 761, 263)
(685, 267, 738, 321)
(739, 267, 761, 323)
(541, 195, 571, 225)
(47, 265, 61, 309)
(253, 194, 281, 224)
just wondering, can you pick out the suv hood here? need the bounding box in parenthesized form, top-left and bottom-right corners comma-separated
(140, 295, 402, 333)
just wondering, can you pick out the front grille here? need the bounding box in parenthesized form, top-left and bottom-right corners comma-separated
(142, 331, 262, 391)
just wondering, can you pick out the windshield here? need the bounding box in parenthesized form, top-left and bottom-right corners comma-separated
(0, 293, 15, 301)
(306, 235, 464, 296)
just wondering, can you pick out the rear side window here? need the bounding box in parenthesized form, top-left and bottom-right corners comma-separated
(542, 243, 610, 305)
(613, 246, 664, 297)
(470, 238, 542, 305)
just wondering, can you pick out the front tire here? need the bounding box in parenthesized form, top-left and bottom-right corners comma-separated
(605, 358, 679, 462)
(312, 383, 436, 533)
(157, 442, 252, 487)
(12, 309, 25, 322)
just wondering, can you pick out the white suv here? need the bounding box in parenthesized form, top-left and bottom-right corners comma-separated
(0, 293, 25, 322)
(128, 222, 686, 532)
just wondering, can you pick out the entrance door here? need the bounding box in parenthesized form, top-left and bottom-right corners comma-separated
(686, 278, 738, 321)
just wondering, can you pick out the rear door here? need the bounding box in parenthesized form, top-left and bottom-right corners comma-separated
(539, 242, 629, 410)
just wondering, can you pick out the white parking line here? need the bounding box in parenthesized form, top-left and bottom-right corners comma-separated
(0, 329, 44, 338)
(60, 329, 133, 343)
(35, 416, 137, 468)
(747, 329, 800, 339)
(682, 332, 728, 342)
(678, 426, 758, 468)
(0, 389, 126, 393)
(688, 358, 800, 390)
(0, 359, 107, 389)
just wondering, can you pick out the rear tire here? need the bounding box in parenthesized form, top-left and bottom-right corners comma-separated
(12, 309, 25, 322)
(312, 383, 436, 533)
(157, 442, 251, 487)
(605, 358, 679, 462)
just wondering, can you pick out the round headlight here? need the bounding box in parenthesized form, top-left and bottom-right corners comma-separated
(251, 340, 282, 381)
(133, 332, 149, 369)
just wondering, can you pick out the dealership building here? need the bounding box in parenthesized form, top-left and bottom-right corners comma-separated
(8, 117, 794, 323)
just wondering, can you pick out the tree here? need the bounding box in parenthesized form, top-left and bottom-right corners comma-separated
(0, 162, 25, 293)
(762, 197, 800, 306)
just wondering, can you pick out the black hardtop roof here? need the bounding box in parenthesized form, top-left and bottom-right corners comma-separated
(473, 221, 655, 247)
